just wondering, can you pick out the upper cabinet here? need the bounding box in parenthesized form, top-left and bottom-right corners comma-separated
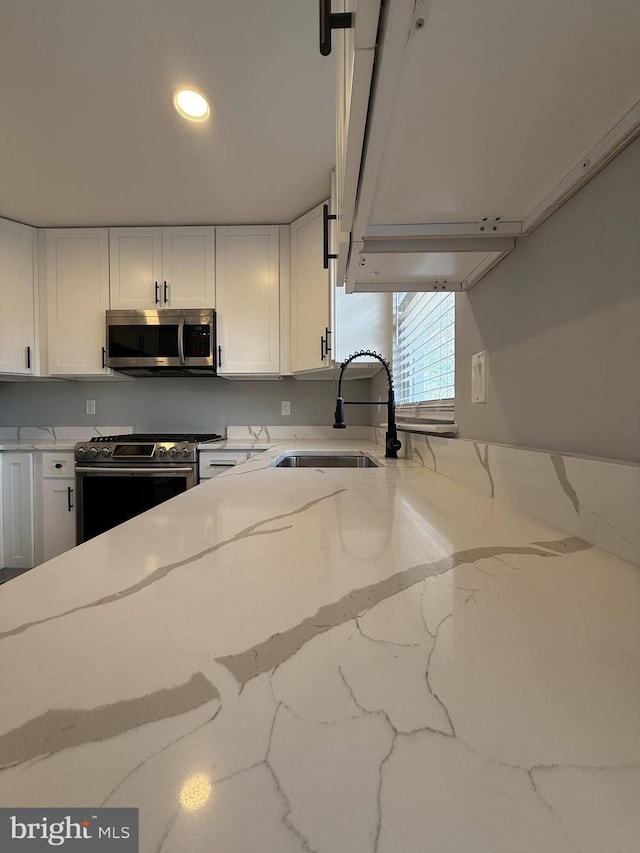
(290, 195, 390, 376)
(290, 203, 331, 372)
(215, 226, 281, 376)
(332, 0, 640, 292)
(110, 226, 215, 309)
(44, 229, 111, 376)
(0, 217, 36, 375)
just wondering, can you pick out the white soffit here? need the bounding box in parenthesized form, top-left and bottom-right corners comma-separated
(369, 0, 640, 227)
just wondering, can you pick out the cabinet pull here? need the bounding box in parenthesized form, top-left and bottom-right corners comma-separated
(320, 335, 326, 361)
(67, 486, 74, 512)
(319, 0, 353, 56)
(322, 203, 337, 269)
(218, 345, 222, 368)
(26, 345, 31, 369)
(55, 463, 63, 469)
(324, 327, 332, 354)
(101, 346, 106, 369)
(155, 281, 160, 304)
(163, 280, 168, 304)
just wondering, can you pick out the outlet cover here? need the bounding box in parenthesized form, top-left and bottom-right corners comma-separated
(471, 351, 488, 404)
(281, 400, 291, 416)
(85, 399, 96, 415)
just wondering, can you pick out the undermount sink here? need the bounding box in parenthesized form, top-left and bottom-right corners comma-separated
(271, 450, 381, 468)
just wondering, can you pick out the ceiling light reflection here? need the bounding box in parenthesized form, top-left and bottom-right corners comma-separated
(179, 773, 213, 811)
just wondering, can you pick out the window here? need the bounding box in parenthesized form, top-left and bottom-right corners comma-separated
(392, 291, 455, 414)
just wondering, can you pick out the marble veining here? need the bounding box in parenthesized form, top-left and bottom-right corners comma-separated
(0, 673, 220, 768)
(1, 438, 639, 852)
(217, 537, 587, 685)
(396, 430, 640, 567)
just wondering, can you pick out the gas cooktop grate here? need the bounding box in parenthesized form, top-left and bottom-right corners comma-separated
(89, 433, 223, 443)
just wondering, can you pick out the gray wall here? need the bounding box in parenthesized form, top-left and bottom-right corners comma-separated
(455, 135, 640, 463)
(0, 376, 373, 433)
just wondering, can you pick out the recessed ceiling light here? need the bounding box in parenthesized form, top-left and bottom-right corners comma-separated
(172, 88, 211, 122)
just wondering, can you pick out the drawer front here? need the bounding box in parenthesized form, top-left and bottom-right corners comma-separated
(41, 452, 75, 478)
(199, 451, 249, 479)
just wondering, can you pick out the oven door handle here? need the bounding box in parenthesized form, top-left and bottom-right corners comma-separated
(178, 318, 186, 365)
(76, 466, 195, 475)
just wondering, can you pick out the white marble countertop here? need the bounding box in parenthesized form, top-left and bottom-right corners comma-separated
(0, 439, 638, 852)
(0, 440, 79, 451)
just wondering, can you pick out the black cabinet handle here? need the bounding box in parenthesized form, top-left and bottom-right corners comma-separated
(67, 486, 74, 512)
(55, 462, 63, 469)
(319, 0, 353, 56)
(325, 327, 331, 354)
(323, 203, 337, 269)
(26, 345, 31, 369)
(163, 281, 168, 304)
(320, 335, 326, 361)
(101, 346, 106, 369)
(155, 281, 160, 304)
(218, 345, 222, 368)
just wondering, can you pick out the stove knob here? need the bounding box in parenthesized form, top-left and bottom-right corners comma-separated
(181, 447, 192, 458)
(157, 446, 167, 457)
(168, 447, 179, 458)
(76, 446, 87, 457)
(89, 447, 99, 458)
(101, 447, 111, 457)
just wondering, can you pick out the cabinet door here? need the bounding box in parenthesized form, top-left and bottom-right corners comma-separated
(2, 453, 34, 569)
(335, 0, 380, 285)
(46, 229, 111, 376)
(109, 227, 163, 309)
(162, 227, 215, 308)
(290, 203, 331, 372)
(0, 218, 36, 375)
(41, 479, 76, 563)
(216, 226, 280, 375)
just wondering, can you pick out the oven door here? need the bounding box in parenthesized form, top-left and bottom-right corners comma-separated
(76, 464, 197, 544)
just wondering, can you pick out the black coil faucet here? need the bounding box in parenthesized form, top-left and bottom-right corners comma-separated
(333, 350, 402, 459)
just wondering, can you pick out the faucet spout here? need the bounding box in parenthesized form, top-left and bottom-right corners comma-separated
(333, 350, 402, 459)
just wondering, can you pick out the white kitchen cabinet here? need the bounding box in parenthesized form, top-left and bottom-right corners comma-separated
(334, 0, 381, 287)
(199, 450, 252, 479)
(290, 203, 331, 372)
(44, 228, 112, 376)
(215, 226, 280, 376)
(290, 199, 390, 376)
(37, 452, 76, 564)
(0, 217, 37, 375)
(2, 453, 35, 569)
(110, 226, 215, 309)
(339, 0, 640, 292)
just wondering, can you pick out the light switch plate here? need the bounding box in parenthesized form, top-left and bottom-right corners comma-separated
(85, 399, 96, 415)
(281, 401, 291, 416)
(471, 351, 488, 404)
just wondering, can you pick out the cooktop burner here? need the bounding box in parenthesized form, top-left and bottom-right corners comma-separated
(89, 433, 223, 443)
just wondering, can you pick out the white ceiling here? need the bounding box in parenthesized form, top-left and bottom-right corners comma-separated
(0, 0, 335, 227)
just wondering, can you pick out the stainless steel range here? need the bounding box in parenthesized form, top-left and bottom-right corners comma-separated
(74, 432, 222, 544)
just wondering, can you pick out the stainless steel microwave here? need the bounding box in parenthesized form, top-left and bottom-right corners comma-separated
(106, 309, 217, 376)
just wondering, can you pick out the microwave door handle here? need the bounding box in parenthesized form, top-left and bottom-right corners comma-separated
(178, 318, 186, 365)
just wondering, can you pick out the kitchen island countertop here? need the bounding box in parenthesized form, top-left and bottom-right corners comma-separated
(0, 438, 638, 852)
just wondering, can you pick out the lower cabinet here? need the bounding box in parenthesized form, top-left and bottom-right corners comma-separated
(199, 450, 252, 479)
(1, 453, 35, 569)
(37, 452, 76, 565)
(1, 451, 77, 570)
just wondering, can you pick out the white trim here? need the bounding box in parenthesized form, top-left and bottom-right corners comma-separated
(523, 97, 640, 233)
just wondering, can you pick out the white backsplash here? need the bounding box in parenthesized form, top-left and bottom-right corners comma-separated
(377, 429, 640, 568)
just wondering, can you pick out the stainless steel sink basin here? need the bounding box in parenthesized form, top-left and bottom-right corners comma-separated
(271, 450, 381, 468)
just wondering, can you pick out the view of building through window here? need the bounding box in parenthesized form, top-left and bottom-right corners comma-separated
(392, 291, 455, 404)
